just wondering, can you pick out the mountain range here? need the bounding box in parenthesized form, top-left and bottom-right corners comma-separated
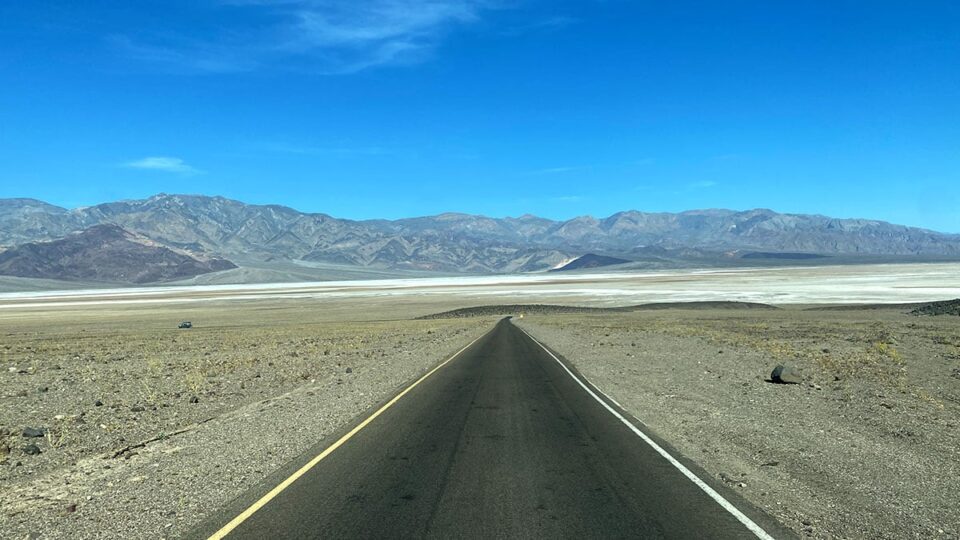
(1, 194, 958, 284)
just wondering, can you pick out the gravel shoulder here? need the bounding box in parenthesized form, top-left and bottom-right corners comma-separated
(0, 301, 495, 539)
(516, 308, 960, 540)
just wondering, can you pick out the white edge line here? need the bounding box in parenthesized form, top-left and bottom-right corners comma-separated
(514, 324, 777, 540)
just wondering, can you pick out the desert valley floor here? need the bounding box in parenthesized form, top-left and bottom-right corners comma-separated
(1, 263, 959, 539)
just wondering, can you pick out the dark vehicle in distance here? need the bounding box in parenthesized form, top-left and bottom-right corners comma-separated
(178, 321, 192, 329)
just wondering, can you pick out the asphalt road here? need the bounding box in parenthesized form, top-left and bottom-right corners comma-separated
(195, 318, 790, 539)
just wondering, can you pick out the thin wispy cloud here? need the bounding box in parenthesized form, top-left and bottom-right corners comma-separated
(500, 16, 576, 36)
(525, 166, 584, 176)
(122, 157, 201, 175)
(116, 1, 502, 74)
(260, 142, 394, 157)
(667, 180, 719, 196)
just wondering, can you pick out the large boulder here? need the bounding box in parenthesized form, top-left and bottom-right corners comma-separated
(770, 364, 803, 384)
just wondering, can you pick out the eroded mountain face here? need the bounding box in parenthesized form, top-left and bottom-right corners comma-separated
(0, 223, 236, 283)
(0, 194, 958, 280)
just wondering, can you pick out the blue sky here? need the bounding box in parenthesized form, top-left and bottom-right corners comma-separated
(1, 1, 958, 232)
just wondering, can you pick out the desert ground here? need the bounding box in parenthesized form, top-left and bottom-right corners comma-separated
(516, 308, 960, 539)
(1, 264, 959, 539)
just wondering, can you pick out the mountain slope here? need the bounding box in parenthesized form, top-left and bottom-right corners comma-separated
(551, 253, 631, 272)
(0, 224, 236, 283)
(0, 198, 86, 246)
(0, 194, 958, 278)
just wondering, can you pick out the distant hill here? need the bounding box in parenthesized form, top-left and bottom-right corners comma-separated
(909, 299, 960, 316)
(740, 252, 829, 260)
(1, 194, 959, 283)
(0, 224, 236, 283)
(550, 253, 631, 272)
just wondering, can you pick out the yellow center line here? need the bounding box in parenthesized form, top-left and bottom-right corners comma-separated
(206, 330, 489, 540)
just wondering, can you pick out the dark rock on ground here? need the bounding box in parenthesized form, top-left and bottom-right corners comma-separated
(189, 396, 199, 404)
(770, 364, 803, 384)
(22, 444, 41, 455)
(22, 427, 46, 438)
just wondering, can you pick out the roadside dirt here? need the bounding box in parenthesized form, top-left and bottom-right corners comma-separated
(517, 308, 960, 540)
(0, 303, 494, 539)
(4, 297, 958, 539)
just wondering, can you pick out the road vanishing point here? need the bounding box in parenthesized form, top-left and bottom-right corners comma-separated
(192, 318, 792, 539)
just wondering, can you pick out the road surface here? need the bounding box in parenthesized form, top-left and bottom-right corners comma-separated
(193, 318, 790, 539)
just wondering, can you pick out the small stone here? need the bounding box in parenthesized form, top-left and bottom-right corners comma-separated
(22, 427, 46, 438)
(22, 444, 41, 455)
(770, 364, 802, 384)
(130, 405, 145, 412)
(345, 367, 353, 374)
(94, 400, 103, 407)
(65, 503, 77, 513)
(189, 396, 199, 404)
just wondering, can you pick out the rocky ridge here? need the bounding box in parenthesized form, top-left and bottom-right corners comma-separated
(1, 194, 959, 279)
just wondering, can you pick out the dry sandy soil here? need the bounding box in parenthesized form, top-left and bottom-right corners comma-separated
(1, 291, 959, 539)
(0, 300, 495, 539)
(517, 308, 960, 540)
